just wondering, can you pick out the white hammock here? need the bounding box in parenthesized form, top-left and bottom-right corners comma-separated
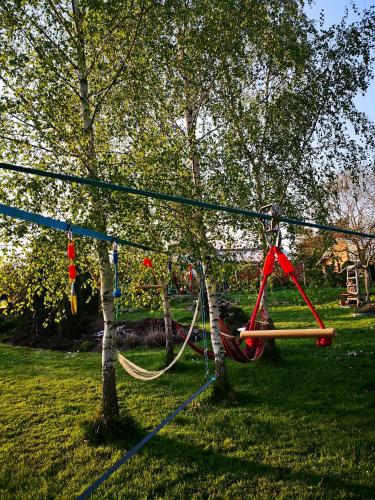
(117, 299, 200, 380)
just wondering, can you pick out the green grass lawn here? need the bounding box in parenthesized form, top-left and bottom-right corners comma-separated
(1, 289, 375, 499)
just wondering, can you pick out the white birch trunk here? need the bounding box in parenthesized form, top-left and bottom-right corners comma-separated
(72, 0, 119, 419)
(97, 239, 119, 419)
(204, 263, 228, 385)
(161, 286, 174, 366)
(182, 74, 228, 389)
(260, 283, 271, 322)
(259, 283, 276, 357)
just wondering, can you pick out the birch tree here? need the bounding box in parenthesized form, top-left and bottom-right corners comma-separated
(0, 0, 154, 424)
(112, 0, 358, 393)
(119, 251, 176, 367)
(331, 171, 375, 303)
(1, 1, 374, 410)
(214, 6, 375, 251)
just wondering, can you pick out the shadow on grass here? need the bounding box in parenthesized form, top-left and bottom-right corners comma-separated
(80, 412, 144, 448)
(154, 436, 374, 497)
(102, 431, 375, 499)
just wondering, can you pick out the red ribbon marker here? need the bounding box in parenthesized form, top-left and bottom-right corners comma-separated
(67, 237, 78, 315)
(143, 257, 153, 268)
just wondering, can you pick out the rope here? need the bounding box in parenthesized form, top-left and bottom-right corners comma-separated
(76, 376, 216, 500)
(219, 331, 236, 338)
(1, 162, 374, 240)
(0, 203, 158, 252)
(197, 262, 210, 378)
(117, 299, 200, 380)
(112, 243, 122, 298)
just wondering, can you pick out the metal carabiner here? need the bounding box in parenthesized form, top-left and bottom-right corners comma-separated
(259, 202, 283, 248)
(66, 223, 73, 241)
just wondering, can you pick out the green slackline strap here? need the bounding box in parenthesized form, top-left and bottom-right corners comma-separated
(1, 162, 374, 240)
(0, 203, 160, 253)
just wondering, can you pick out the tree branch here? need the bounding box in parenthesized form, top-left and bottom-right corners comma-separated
(90, 0, 152, 124)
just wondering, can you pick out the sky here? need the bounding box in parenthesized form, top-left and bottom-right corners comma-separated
(305, 0, 375, 122)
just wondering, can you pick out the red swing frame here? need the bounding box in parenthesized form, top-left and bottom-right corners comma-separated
(242, 245, 333, 347)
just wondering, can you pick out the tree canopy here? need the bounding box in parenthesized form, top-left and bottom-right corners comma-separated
(0, 0, 374, 413)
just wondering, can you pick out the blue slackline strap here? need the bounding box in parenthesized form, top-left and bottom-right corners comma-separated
(0, 203, 158, 253)
(76, 376, 216, 499)
(1, 162, 374, 239)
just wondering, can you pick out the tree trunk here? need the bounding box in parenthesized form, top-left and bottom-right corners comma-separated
(364, 267, 372, 304)
(184, 105, 229, 392)
(97, 239, 119, 420)
(260, 284, 277, 360)
(260, 283, 271, 322)
(161, 286, 174, 366)
(204, 262, 230, 392)
(259, 240, 278, 360)
(179, 38, 229, 392)
(72, 0, 119, 420)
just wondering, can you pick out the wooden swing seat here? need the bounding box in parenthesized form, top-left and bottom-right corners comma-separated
(240, 328, 336, 339)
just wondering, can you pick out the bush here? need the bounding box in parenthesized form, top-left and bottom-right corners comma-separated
(117, 332, 143, 350)
(219, 302, 249, 333)
(116, 318, 180, 350)
(78, 340, 97, 352)
(143, 322, 168, 347)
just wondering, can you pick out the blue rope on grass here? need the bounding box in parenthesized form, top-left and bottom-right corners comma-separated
(76, 376, 216, 499)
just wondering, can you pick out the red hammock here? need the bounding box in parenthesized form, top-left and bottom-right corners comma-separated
(179, 245, 330, 362)
(219, 319, 267, 362)
(176, 323, 215, 359)
(177, 317, 267, 363)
